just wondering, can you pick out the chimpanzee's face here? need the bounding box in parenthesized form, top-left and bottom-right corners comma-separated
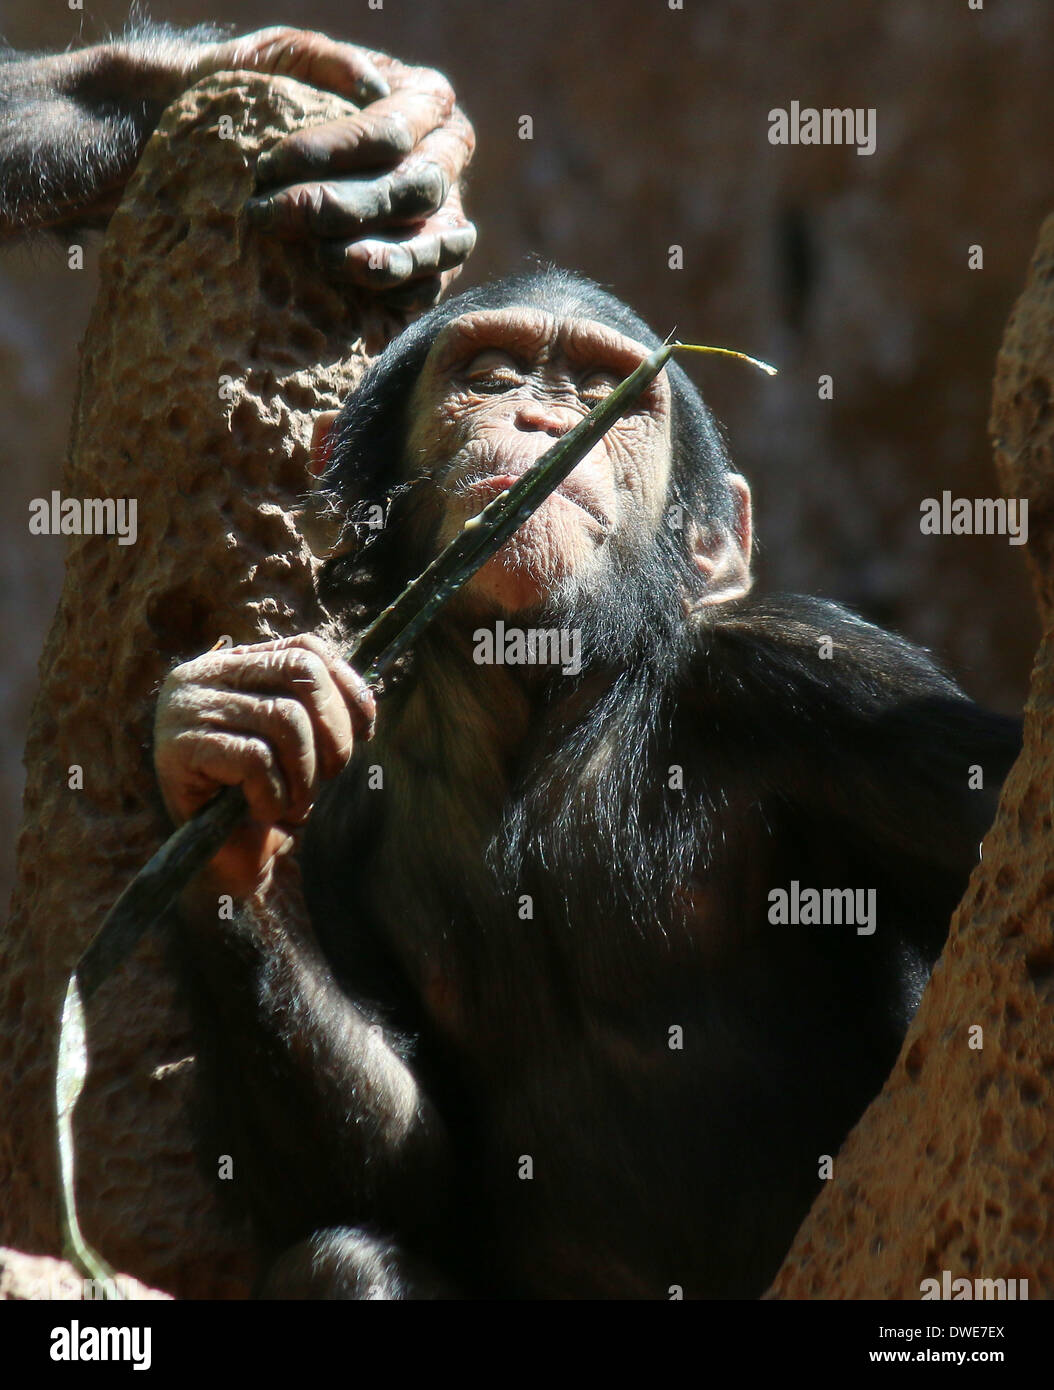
(403, 308, 675, 613)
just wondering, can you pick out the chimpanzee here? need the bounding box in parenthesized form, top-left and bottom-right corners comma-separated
(153, 265, 1021, 1299)
(0, 21, 476, 306)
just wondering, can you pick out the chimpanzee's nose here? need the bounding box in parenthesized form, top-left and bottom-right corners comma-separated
(514, 402, 574, 437)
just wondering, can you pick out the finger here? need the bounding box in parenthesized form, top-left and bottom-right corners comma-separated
(206, 28, 390, 106)
(168, 728, 290, 827)
(255, 111, 417, 188)
(265, 33, 391, 104)
(254, 82, 452, 191)
(255, 80, 472, 190)
(193, 688, 322, 823)
(212, 821, 294, 898)
(318, 216, 477, 289)
(377, 276, 445, 313)
(357, 56, 456, 111)
(310, 410, 340, 477)
(247, 161, 450, 239)
(232, 633, 376, 713)
(192, 647, 369, 778)
(415, 108, 476, 188)
(219, 634, 376, 743)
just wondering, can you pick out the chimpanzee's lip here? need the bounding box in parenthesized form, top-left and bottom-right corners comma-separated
(457, 472, 611, 530)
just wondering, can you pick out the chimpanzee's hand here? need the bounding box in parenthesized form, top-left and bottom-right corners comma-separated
(189, 28, 477, 309)
(154, 633, 375, 898)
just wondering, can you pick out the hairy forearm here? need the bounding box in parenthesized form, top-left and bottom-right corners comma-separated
(0, 25, 220, 237)
(180, 863, 449, 1236)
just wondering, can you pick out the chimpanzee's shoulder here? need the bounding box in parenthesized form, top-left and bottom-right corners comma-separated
(684, 591, 970, 712)
(678, 591, 1021, 778)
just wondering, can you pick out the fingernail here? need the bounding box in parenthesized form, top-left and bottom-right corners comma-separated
(378, 245, 413, 283)
(355, 72, 391, 104)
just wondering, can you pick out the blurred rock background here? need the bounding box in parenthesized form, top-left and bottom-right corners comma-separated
(1, 0, 1050, 911)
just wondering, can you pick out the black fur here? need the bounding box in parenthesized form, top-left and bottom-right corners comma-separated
(297, 593, 1017, 1296)
(185, 268, 1021, 1298)
(0, 18, 226, 237)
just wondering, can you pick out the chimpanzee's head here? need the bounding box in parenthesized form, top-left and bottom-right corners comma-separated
(313, 267, 752, 635)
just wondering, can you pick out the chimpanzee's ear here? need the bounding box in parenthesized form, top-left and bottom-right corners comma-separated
(308, 411, 341, 478)
(688, 473, 753, 605)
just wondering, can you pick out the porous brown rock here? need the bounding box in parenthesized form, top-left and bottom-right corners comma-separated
(991, 212, 1054, 626)
(767, 214, 1054, 1300)
(0, 73, 407, 1298)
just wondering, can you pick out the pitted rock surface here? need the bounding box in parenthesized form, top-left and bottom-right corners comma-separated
(0, 73, 404, 1298)
(768, 213, 1054, 1300)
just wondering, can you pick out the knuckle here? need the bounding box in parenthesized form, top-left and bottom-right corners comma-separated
(241, 735, 277, 780)
(170, 726, 220, 769)
(258, 694, 281, 726)
(163, 658, 200, 690)
(286, 648, 329, 689)
(370, 176, 395, 219)
(292, 184, 327, 225)
(284, 697, 316, 743)
(410, 234, 441, 271)
(260, 694, 308, 740)
(346, 662, 370, 696)
(292, 632, 331, 659)
(375, 111, 415, 157)
(251, 26, 295, 43)
(417, 68, 456, 108)
(454, 109, 477, 153)
(164, 683, 207, 724)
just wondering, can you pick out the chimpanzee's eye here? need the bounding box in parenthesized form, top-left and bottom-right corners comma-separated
(464, 350, 523, 393)
(578, 370, 621, 404)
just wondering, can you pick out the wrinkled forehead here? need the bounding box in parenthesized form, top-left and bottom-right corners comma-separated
(427, 308, 657, 377)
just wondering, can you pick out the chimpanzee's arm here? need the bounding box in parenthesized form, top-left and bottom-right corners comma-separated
(691, 594, 1021, 955)
(0, 24, 476, 302)
(154, 633, 452, 1250)
(0, 26, 226, 236)
(180, 861, 452, 1251)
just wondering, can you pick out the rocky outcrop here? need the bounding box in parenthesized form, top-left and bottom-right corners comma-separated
(768, 213, 1054, 1300)
(0, 73, 404, 1298)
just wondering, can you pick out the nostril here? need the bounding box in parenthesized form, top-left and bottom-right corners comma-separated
(515, 402, 573, 436)
(516, 411, 569, 438)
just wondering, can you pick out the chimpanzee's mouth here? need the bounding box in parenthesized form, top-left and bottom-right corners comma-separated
(455, 470, 611, 531)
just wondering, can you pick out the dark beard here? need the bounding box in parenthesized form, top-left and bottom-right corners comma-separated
(484, 520, 701, 936)
(523, 517, 699, 678)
